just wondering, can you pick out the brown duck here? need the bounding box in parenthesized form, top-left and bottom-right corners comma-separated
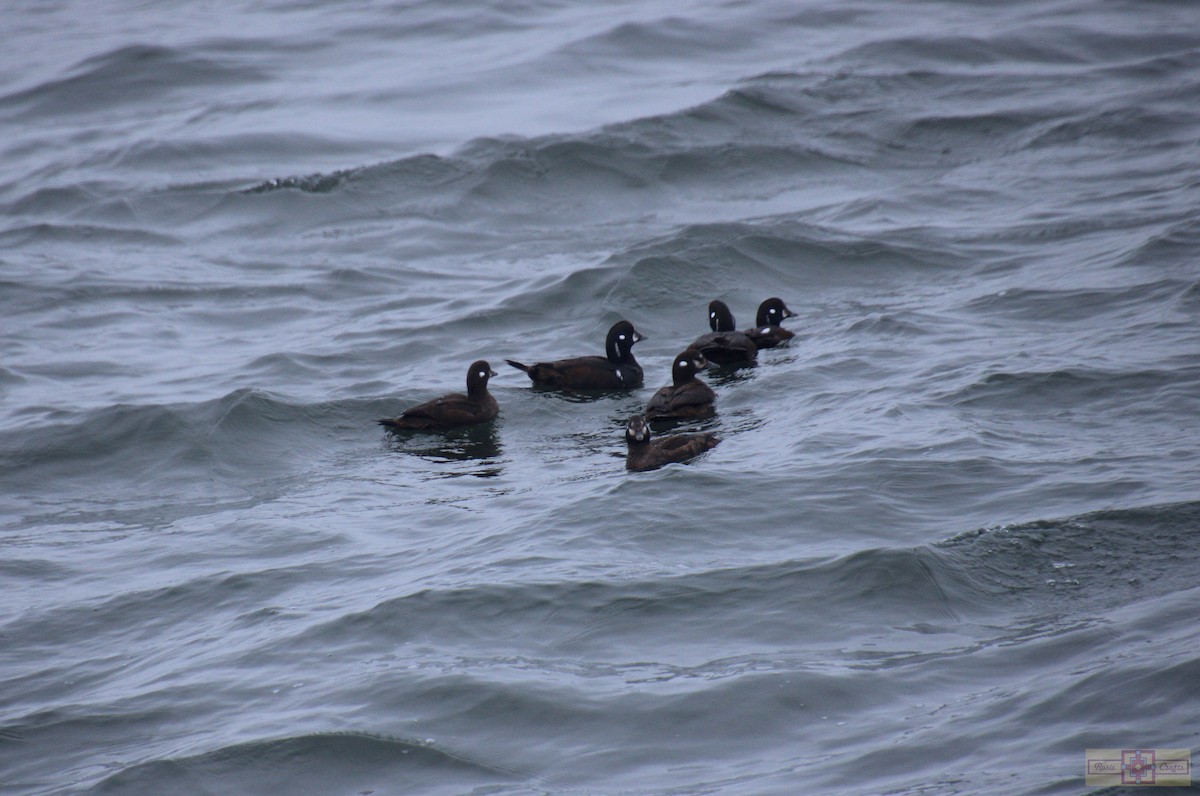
(744, 297, 797, 349)
(379, 360, 499, 431)
(506, 320, 645, 390)
(689, 300, 757, 366)
(624, 415, 719, 472)
(644, 349, 716, 423)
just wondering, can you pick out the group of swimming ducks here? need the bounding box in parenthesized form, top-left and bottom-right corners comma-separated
(379, 297, 797, 471)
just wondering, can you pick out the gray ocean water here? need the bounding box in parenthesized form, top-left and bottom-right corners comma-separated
(3, 1, 1199, 794)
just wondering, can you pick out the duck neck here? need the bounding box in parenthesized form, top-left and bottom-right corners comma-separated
(610, 345, 636, 365)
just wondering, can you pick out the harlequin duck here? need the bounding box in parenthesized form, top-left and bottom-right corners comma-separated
(689, 300, 758, 366)
(379, 360, 499, 431)
(644, 349, 716, 422)
(506, 320, 645, 390)
(624, 415, 720, 472)
(744, 297, 797, 349)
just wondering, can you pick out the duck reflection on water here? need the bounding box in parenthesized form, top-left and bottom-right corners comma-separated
(384, 423, 504, 478)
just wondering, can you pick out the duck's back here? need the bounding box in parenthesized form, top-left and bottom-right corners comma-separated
(744, 325, 795, 349)
(381, 392, 498, 430)
(690, 330, 758, 365)
(644, 380, 715, 421)
(627, 432, 719, 471)
(509, 355, 642, 390)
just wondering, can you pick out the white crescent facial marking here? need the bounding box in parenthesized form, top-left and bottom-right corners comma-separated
(678, 359, 687, 368)
(614, 368, 623, 380)
(478, 371, 487, 378)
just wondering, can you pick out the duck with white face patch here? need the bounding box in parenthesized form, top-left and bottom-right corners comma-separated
(624, 415, 720, 472)
(643, 348, 716, 423)
(379, 360, 499, 431)
(689, 299, 758, 367)
(506, 320, 646, 391)
(743, 297, 797, 349)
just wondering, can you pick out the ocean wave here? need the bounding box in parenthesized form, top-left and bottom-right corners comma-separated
(92, 41, 1182, 256)
(108, 133, 370, 174)
(237, 74, 857, 227)
(964, 280, 1190, 321)
(9, 500, 1196, 794)
(938, 500, 1200, 610)
(1026, 105, 1189, 150)
(291, 548, 981, 659)
(0, 566, 310, 654)
(0, 275, 312, 319)
(0, 44, 267, 118)
(89, 732, 518, 795)
(1121, 217, 1200, 268)
(838, 28, 1200, 70)
(0, 390, 390, 494)
(553, 16, 747, 62)
(943, 366, 1199, 410)
(2, 184, 124, 219)
(0, 366, 28, 388)
(272, 500, 1200, 666)
(845, 312, 937, 336)
(596, 217, 949, 318)
(0, 223, 180, 249)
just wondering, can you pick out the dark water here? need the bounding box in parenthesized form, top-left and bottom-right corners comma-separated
(3, 1, 1199, 793)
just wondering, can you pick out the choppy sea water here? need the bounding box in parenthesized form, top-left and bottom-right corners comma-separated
(3, 1, 1200, 793)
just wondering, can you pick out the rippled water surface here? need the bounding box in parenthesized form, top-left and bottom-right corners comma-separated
(3, 1, 1199, 793)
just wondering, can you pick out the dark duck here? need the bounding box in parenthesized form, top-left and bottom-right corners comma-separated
(643, 348, 716, 423)
(379, 360, 499, 431)
(624, 415, 720, 472)
(744, 297, 797, 349)
(689, 299, 758, 367)
(506, 320, 645, 390)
